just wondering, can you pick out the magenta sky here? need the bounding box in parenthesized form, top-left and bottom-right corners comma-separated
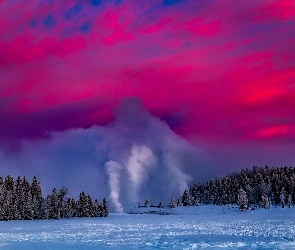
(1, 0, 295, 170)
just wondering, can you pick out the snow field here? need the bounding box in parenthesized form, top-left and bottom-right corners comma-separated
(0, 205, 294, 249)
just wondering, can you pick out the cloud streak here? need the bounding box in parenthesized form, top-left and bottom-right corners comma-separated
(0, 0, 294, 145)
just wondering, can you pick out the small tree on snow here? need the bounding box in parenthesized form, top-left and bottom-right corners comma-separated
(144, 198, 149, 207)
(168, 197, 176, 208)
(237, 188, 248, 211)
(176, 197, 183, 207)
(280, 187, 286, 208)
(259, 194, 271, 209)
(182, 189, 192, 206)
(100, 198, 108, 217)
(287, 194, 292, 208)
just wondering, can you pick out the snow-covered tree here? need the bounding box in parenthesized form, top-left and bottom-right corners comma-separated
(287, 194, 292, 208)
(280, 187, 286, 208)
(144, 198, 149, 207)
(20, 176, 34, 220)
(49, 188, 59, 219)
(168, 197, 176, 208)
(191, 184, 199, 206)
(100, 198, 108, 217)
(237, 188, 248, 211)
(259, 194, 271, 209)
(92, 199, 100, 217)
(182, 189, 193, 206)
(176, 197, 183, 207)
(31, 176, 43, 219)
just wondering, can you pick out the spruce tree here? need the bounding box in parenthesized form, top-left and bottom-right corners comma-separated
(0, 177, 4, 221)
(14, 176, 22, 220)
(287, 194, 292, 208)
(191, 184, 199, 206)
(57, 187, 67, 219)
(237, 188, 248, 211)
(21, 176, 34, 220)
(4, 175, 15, 220)
(92, 199, 100, 217)
(280, 187, 286, 208)
(100, 198, 108, 217)
(182, 189, 192, 206)
(31, 176, 43, 219)
(176, 197, 183, 207)
(49, 188, 59, 219)
(144, 198, 149, 207)
(259, 194, 271, 209)
(168, 197, 176, 208)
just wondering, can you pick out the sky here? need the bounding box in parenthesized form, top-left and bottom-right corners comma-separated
(0, 0, 295, 209)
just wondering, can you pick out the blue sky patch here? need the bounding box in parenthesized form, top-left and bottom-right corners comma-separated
(164, 0, 183, 6)
(43, 15, 55, 27)
(81, 22, 91, 33)
(91, 0, 101, 6)
(66, 5, 83, 20)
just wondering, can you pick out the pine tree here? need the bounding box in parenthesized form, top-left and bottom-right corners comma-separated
(49, 188, 59, 219)
(237, 188, 248, 211)
(3, 175, 15, 220)
(191, 184, 199, 206)
(13, 176, 22, 220)
(144, 198, 149, 207)
(176, 197, 183, 207)
(0, 177, 5, 221)
(287, 194, 292, 208)
(259, 194, 271, 209)
(31, 176, 43, 219)
(280, 187, 286, 208)
(92, 199, 100, 217)
(168, 197, 176, 208)
(182, 189, 192, 206)
(77, 191, 87, 217)
(57, 187, 67, 219)
(85, 195, 93, 217)
(100, 198, 108, 217)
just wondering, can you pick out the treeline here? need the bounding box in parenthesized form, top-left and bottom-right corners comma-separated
(173, 165, 295, 210)
(0, 175, 108, 221)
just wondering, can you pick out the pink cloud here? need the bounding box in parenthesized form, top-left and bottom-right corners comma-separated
(0, 0, 295, 148)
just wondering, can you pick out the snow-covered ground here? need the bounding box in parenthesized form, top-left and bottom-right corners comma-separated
(0, 205, 295, 249)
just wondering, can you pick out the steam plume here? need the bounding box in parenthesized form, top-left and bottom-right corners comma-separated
(0, 97, 203, 211)
(105, 160, 124, 213)
(126, 145, 156, 204)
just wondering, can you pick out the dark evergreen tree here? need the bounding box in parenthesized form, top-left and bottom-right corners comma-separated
(92, 199, 100, 217)
(20, 176, 34, 220)
(31, 176, 43, 219)
(237, 188, 248, 211)
(176, 197, 183, 207)
(168, 197, 176, 208)
(182, 189, 192, 206)
(3, 175, 15, 221)
(144, 198, 149, 207)
(259, 194, 271, 209)
(280, 187, 286, 208)
(287, 194, 292, 208)
(100, 197, 108, 217)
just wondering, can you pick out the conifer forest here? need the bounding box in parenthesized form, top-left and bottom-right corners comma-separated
(176, 165, 295, 211)
(0, 175, 108, 221)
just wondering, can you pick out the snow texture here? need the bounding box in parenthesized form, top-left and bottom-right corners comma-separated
(0, 205, 295, 249)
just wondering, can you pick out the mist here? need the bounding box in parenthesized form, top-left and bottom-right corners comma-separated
(0, 98, 207, 212)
